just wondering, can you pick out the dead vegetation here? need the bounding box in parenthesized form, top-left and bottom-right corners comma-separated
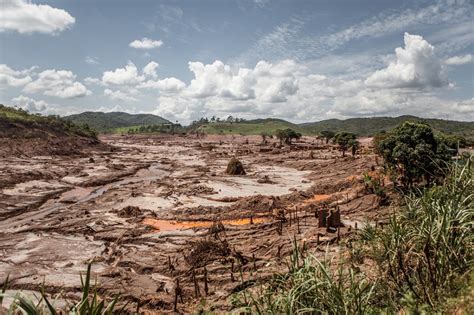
(226, 157, 246, 175)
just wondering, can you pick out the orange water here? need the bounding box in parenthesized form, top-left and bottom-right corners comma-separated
(143, 217, 267, 231)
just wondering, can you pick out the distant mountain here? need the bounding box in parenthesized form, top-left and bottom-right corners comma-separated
(65, 111, 171, 132)
(198, 115, 474, 140)
(300, 116, 474, 138)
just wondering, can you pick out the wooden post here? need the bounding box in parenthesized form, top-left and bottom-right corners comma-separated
(192, 267, 200, 298)
(355, 222, 358, 230)
(174, 278, 182, 312)
(203, 267, 209, 295)
(250, 216, 254, 224)
(230, 260, 235, 282)
(168, 256, 174, 271)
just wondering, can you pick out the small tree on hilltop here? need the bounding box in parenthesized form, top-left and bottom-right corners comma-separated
(320, 130, 335, 144)
(376, 122, 456, 187)
(333, 132, 356, 157)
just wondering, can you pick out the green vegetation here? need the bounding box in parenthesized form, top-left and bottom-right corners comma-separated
(193, 116, 474, 142)
(114, 124, 185, 135)
(275, 128, 302, 145)
(376, 122, 458, 187)
(195, 119, 303, 136)
(65, 111, 171, 133)
(333, 132, 357, 157)
(0, 263, 126, 314)
(301, 115, 474, 140)
(320, 130, 335, 144)
(0, 104, 97, 139)
(237, 158, 473, 314)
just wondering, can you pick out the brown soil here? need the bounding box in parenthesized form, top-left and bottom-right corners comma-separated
(0, 134, 390, 313)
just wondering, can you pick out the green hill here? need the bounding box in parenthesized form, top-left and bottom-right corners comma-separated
(197, 116, 474, 140)
(0, 104, 97, 139)
(197, 118, 301, 135)
(65, 111, 171, 133)
(300, 115, 474, 138)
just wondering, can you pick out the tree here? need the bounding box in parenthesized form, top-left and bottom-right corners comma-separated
(333, 132, 356, 157)
(275, 128, 302, 145)
(376, 122, 456, 187)
(349, 139, 360, 156)
(260, 131, 272, 145)
(320, 130, 335, 144)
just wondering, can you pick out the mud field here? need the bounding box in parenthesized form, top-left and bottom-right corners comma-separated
(0, 134, 388, 313)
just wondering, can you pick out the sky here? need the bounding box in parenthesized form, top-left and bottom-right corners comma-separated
(0, 0, 473, 124)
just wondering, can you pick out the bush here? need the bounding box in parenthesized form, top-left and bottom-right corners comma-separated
(226, 157, 246, 175)
(376, 122, 456, 187)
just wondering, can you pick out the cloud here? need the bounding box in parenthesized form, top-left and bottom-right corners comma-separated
(452, 98, 474, 114)
(0, 64, 33, 87)
(365, 33, 447, 89)
(11, 95, 48, 113)
(84, 77, 102, 85)
(0, 0, 75, 34)
(237, 0, 472, 64)
(104, 88, 138, 102)
(23, 69, 91, 98)
(185, 59, 300, 102)
(102, 62, 145, 85)
(444, 54, 473, 66)
(142, 61, 159, 78)
(139, 77, 186, 93)
(129, 38, 163, 50)
(85, 56, 100, 65)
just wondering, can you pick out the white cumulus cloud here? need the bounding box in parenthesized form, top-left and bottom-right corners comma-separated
(0, 64, 33, 87)
(142, 61, 159, 78)
(365, 33, 448, 89)
(23, 69, 91, 98)
(0, 0, 75, 34)
(102, 62, 145, 86)
(139, 77, 186, 93)
(11, 95, 49, 113)
(129, 38, 163, 50)
(104, 88, 138, 102)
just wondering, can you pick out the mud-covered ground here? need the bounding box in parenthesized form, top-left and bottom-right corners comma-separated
(0, 134, 389, 313)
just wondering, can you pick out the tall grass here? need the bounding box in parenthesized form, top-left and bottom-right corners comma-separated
(0, 263, 126, 314)
(238, 159, 473, 313)
(364, 159, 473, 309)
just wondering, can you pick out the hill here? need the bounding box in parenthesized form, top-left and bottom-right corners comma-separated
(197, 116, 474, 140)
(0, 105, 106, 157)
(197, 118, 302, 135)
(300, 115, 474, 138)
(65, 111, 171, 133)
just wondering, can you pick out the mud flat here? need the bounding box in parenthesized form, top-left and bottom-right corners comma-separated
(0, 134, 389, 312)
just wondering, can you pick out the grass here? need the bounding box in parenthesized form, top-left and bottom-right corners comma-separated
(0, 104, 97, 139)
(197, 121, 310, 136)
(0, 263, 126, 314)
(237, 158, 473, 314)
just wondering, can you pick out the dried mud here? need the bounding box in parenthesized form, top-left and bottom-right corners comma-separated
(0, 134, 389, 313)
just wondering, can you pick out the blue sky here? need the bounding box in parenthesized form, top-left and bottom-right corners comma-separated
(0, 0, 473, 123)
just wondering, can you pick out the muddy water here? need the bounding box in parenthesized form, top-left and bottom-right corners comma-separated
(143, 217, 269, 232)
